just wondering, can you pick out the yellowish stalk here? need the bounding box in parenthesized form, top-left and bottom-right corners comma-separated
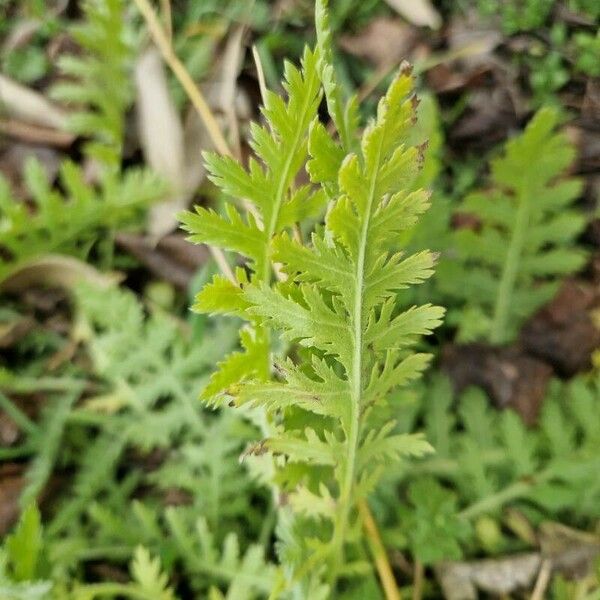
(359, 499, 402, 600)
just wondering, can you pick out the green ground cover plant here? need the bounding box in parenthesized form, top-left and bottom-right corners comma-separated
(0, 0, 598, 598)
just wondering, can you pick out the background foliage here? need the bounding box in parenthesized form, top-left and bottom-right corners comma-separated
(0, 0, 599, 597)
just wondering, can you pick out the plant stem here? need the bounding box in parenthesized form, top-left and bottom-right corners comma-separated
(489, 188, 530, 344)
(331, 135, 383, 584)
(133, 0, 230, 157)
(412, 560, 424, 600)
(530, 559, 552, 600)
(359, 499, 402, 600)
(458, 466, 557, 520)
(132, 0, 236, 284)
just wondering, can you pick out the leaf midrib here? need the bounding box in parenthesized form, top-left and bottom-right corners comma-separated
(332, 132, 385, 577)
(259, 67, 319, 283)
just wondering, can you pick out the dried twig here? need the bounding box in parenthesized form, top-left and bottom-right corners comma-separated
(132, 0, 231, 158)
(530, 559, 552, 600)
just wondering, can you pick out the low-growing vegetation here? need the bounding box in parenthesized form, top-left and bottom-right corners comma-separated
(1, 0, 599, 598)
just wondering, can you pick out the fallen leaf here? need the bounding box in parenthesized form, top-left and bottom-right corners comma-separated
(436, 553, 541, 599)
(115, 232, 209, 289)
(0, 255, 121, 293)
(447, 12, 503, 69)
(442, 343, 552, 425)
(0, 74, 68, 130)
(384, 0, 441, 29)
(135, 46, 186, 239)
(521, 279, 600, 376)
(339, 17, 419, 68)
(539, 522, 600, 579)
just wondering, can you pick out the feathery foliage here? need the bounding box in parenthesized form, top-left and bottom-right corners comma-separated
(440, 107, 586, 344)
(381, 374, 600, 563)
(51, 0, 134, 169)
(180, 45, 325, 399)
(0, 0, 163, 283)
(48, 283, 244, 535)
(0, 160, 162, 282)
(166, 509, 278, 598)
(182, 1, 444, 582)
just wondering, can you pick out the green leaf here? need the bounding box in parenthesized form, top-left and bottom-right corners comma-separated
(130, 546, 175, 600)
(5, 504, 42, 582)
(442, 106, 587, 343)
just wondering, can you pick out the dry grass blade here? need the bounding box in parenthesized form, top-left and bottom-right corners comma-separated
(359, 499, 402, 600)
(132, 0, 231, 158)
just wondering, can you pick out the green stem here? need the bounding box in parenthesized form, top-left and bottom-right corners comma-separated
(77, 582, 163, 600)
(459, 468, 554, 520)
(330, 137, 383, 585)
(0, 391, 37, 434)
(489, 188, 530, 344)
(258, 66, 320, 283)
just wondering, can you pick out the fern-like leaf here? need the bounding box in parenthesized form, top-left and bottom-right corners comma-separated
(130, 546, 176, 600)
(51, 0, 134, 169)
(0, 159, 163, 282)
(181, 47, 325, 400)
(218, 66, 442, 580)
(440, 107, 586, 344)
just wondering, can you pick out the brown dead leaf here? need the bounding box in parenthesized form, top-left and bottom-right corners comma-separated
(115, 232, 209, 289)
(447, 12, 503, 70)
(521, 279, 600, 376)
(339, 17, 418, 69)
(450, 87, 521, 146)
(442, 343, 552, 424)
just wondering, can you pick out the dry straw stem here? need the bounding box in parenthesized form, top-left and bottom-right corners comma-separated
(133, 0, 235, 283)
(133, 0, 231, 157)
(133, 2, 399, 597)
(359, 499, 402, 600)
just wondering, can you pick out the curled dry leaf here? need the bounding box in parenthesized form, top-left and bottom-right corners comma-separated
(384, 0, 442, 30)
(0, 255, 121, 294)
(0, 74, 68, 130)
(135, 47, 186, 239)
